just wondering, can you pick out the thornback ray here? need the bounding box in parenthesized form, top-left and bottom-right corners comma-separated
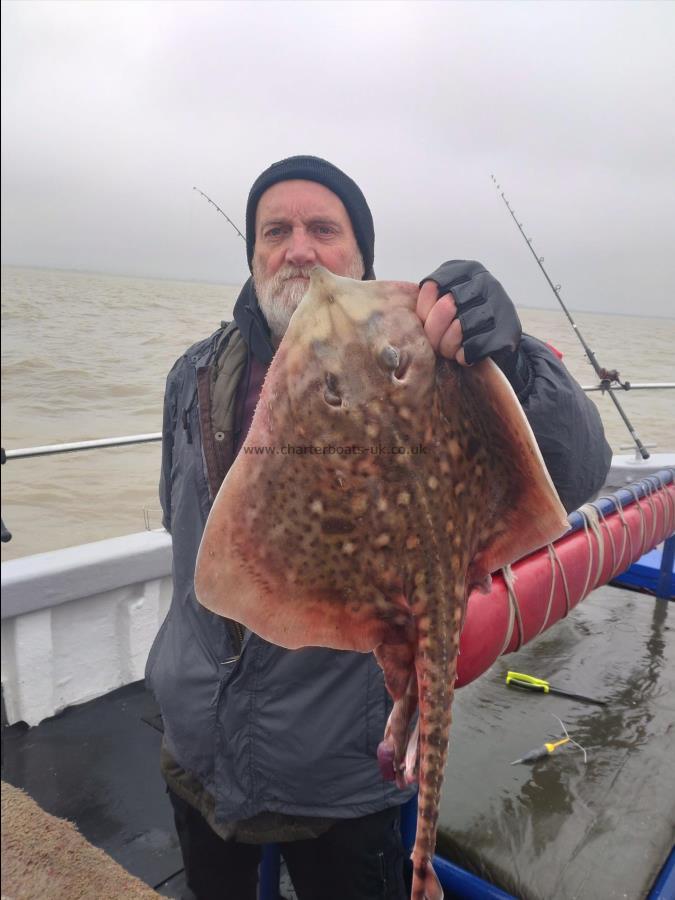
(195, 266, 569, 900)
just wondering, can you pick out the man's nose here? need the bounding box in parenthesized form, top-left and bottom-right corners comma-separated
(284, 227, 317, 267)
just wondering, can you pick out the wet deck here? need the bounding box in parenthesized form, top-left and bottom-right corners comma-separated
(438, 581, 675, 899)
(1, 680, 185, 897)
(2, 582, 674, 899)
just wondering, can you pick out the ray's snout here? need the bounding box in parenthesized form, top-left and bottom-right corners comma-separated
(308, 265, 336, 299)
(308, 265, 332, 283)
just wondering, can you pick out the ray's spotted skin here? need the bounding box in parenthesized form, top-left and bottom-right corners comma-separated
(195, 267, 569, 900)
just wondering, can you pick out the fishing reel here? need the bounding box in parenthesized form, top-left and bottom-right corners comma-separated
(597, 368, 631, 393)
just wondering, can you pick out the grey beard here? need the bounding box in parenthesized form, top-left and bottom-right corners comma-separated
(253, 256, 364, 340)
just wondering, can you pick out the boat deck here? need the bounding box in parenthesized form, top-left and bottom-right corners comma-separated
(438, 580, 675, 899)
(1, 679, 185, 897)
(2, 581, 674, 899)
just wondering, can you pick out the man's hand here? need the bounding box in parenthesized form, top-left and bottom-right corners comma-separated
(417, 260, 522, 368)
(417, 281, 468, 364)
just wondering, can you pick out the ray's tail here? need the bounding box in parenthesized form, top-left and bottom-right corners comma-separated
(409, 588, 465, 900)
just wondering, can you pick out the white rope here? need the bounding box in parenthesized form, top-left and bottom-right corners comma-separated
(667, 478, 675, 530)
(548, 541, 572, 616)
(534, 546, 557, 638)
(652, 478, 670, 540)
(497, 475, 675, 662)
(594, 494, 631, 574)
(642, 477, 660, 550)
(500, 565, 524, 655)
(615, 503, 633, 573)
(661, 477, 675, 534)
(594, 505, 618, 575)
(627, 485, 648, 558)
(576, 504, 605, 595)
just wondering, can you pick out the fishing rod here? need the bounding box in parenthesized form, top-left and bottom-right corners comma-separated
(193, 187, 246, 242)
(491, 175, 651, 460)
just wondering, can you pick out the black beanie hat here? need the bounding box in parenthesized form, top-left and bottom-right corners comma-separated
(246, 155, 375, 279)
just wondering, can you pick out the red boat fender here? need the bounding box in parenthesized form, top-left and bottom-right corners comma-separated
(545, 341, 564, 360)
(456, 481, 675, 687)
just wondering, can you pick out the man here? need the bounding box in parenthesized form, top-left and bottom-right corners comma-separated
(146, 155, 612, 900)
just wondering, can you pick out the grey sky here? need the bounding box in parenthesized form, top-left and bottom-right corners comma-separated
(1, 0, 674, 315)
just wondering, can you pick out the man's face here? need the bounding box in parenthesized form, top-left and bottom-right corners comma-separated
(252, 179, 365, 339)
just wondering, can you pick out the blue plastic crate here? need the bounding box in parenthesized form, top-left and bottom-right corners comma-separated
(612, 537, 675, 598)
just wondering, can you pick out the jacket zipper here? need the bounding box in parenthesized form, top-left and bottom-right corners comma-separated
(183, 328, 222, 444)
(193, 328, 246, 658)
(181, 386, 198, 444)
(233, 621, 245, 650)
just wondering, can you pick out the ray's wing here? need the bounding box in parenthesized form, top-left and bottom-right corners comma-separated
(196, 269, 428, 656)
(196, 336, 568, 655)
(194, 380, 415, 655)
(442, 358, 570, 580)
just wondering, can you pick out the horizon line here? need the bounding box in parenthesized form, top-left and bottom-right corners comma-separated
(1, 261, 673, 321)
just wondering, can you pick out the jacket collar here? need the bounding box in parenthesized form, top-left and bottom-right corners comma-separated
(232, 277, 275, 366)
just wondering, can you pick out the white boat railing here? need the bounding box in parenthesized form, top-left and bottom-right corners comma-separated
(1, 384, 673, 724)
(581, 382, 675, 392)
(1, 530, 172, 726)
(2, 381, 674, 461)
(2, 433, 162, 460)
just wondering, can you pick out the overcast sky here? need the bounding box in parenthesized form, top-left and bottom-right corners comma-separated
(1, 0, 674, 315)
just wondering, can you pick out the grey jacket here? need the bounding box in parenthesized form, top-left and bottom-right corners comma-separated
(145, 279, 612, 832)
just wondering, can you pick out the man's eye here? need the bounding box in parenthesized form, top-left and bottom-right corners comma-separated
(315, 224, 336, 236)
(264, 227, 284, 239)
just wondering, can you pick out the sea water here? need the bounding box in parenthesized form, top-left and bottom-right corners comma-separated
(2, 265, 674, 560)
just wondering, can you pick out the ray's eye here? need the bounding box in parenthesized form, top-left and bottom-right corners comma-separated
(380, 345, 400, 371)
(380, 345, 410, 381)
(324, 372, 342, 407)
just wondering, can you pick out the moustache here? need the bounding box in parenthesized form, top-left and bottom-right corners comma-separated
(278, 267, 314, 282)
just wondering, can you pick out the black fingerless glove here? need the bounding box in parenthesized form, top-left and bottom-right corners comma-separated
(420, 260, 529, 393)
